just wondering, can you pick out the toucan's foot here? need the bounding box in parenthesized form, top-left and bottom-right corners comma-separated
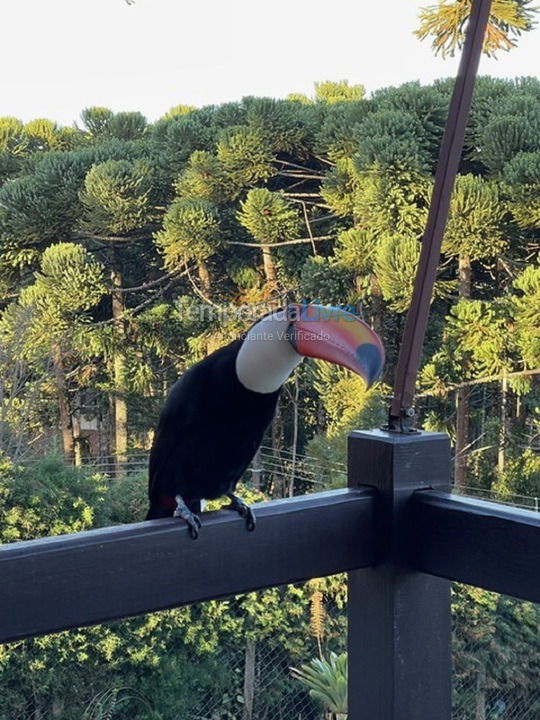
(174, 495, 202, 539)
(225, 494, 256, 531)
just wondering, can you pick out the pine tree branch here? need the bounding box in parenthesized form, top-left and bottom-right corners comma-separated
(277, 160, 325, 176)
(300, 201, 317, 255)
(313, 154, 335, 167)
(286, 196, 331, 210)
(226, 236, 333, 249)
(448, 368, 540, 390)
(104, 269, 184, 294)
(276, 171, 325, 181)
(74, 231, 152, 245)
(89, 267, 192, 326)
(419, 368, 540, 396)
(184, 264, 222, 309)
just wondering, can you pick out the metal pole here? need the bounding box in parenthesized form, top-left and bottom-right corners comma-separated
(388, 0, 493, 432)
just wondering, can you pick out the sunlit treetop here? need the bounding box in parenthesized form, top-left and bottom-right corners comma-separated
(416, 0, 538, 58)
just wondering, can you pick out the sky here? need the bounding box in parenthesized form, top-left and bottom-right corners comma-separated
(1, 0, 539, 127)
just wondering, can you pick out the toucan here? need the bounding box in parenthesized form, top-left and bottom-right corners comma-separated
(146, 303, 384, 537)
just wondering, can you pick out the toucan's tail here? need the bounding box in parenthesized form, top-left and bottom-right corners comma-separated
(145, 504, 173, 520)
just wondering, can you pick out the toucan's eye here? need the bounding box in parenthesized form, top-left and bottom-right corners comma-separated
(286, 304, 300, 322)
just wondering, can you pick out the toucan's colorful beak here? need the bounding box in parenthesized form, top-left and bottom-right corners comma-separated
(288, 304, 385, 389)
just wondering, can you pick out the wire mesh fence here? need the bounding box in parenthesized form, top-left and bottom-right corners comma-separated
(2, 581, 540, 719)
(75, 451, 540, 513)
(3, 454, 540, 719)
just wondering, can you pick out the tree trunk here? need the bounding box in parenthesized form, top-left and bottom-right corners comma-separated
(455, 254, 471, 488)
(369, 276, 384, 337)
(72, 411, 82, 467)
(498, 374, 509, 476)
(251, 448, 263, 491)
(242, 638, 257, 720)
(51, 697, 64, 719)
(111, 251, 128, 475)
(475, 662, 486, 720)
(289, 376, 299, 497)
(51, 342, 74, 462)
(271, 398, 284, 497)
(261, 247, 277, 288)
(197, 258, 212, 298)
(459, 254, 472, 298)
(454, 387, 470, 491)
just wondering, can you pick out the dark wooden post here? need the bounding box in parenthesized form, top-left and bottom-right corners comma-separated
(347, 429, 451, 720)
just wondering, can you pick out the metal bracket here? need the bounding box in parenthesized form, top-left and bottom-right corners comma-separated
(382, 405, 420, 434)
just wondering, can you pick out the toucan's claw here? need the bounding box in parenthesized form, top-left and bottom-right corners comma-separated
(226, 494, 256, 532)
(174, 495, 202, 540)
(187, 516, 201, 539)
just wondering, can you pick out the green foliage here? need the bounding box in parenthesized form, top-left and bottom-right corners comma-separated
(512, 266, 540, 367)
(453, 583, 540, 711)
(107, 112, 147, 141)
(80, 108, 147, 141)
(479, 95, 540, 171)
(217, 125, 275, 190)
(83, 687, 153, 719)
(315, 80, 365, 104)
(81, 159, 152, 234)
(335, 228, 378, 275)
(0, 455, 108, 542)
(444, 174, 506, 260)
(320, 158, 357, 216)
(503, 150, 540, 184)
(493, 448, 540, 497)
(372, 82, 449, 156)
(0, 116, 25, 151)
(0, 117, 26, 183)
(466, 76, 515, 151)
(24, 242, 105, 314)
(415, 0, 538, 58)
(0, 457, 347, 719)
(291, 652, 348, 714)
(175, 150, 227, 203)
(314, 362, 386, 437)
(238, 188, 301, 243)
(246, 97, 308, 153)
(315, 102, 369, 161)
(81, 107, 115, 136)
(0, 84, 539, 720)
(0, 80, 537, 506)
(23, 119, 62, 152)
(161, 104, 195, 120)
(503, 152, 540, 228)
(0, 152, 89, 265)
(299, 255, 356, 306)
(447, 299, 512, 377)
(351, 166, 431, 238)
(156, 197, 221, 266)
(354, 109, 432, 171)
(374, 234, 421, 312)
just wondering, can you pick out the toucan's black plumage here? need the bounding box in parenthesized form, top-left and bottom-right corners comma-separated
(146, 303, 385, 538)
(146, 338, 279, 532)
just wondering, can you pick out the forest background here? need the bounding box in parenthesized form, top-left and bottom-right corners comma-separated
(1, 1, 540, 718)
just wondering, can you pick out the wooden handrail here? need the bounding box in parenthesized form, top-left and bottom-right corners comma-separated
(409, 490, 540, 603)
(0, 488, 376, 644)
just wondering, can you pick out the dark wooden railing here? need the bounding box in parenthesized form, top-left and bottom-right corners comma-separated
(2, 430, 540, 720)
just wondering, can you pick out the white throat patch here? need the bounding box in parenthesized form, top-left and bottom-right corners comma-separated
(235, 310, 302, 394)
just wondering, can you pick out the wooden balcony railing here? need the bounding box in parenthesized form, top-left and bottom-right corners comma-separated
(2, 430, 540, 720)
